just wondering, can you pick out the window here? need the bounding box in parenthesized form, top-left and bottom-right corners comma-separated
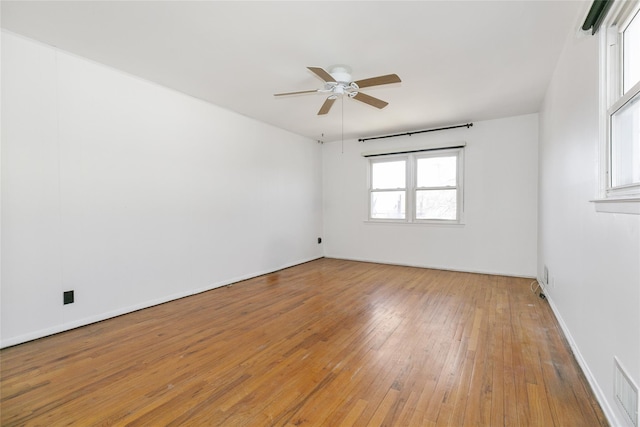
(602, 2, 640, 201)
(368, 148, 464, 223)
(416, 154, 459, 220)
(370, 158, 407, 219)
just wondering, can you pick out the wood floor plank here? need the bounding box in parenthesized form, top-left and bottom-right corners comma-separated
(339, 398, 369, 427)
(0, 259, 608, 426)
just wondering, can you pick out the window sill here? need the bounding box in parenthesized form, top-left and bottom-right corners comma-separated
(590, 197, 640, 215)
(365, 219, 466, 227)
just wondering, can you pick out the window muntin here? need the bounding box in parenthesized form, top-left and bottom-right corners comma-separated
(368, 149, 463, 223)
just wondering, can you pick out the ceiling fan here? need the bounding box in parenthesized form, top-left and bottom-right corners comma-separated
(274, 65, 401, 115)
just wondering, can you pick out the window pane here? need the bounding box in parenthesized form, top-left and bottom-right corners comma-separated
(372, 160, 405, 189)
(611, 93, 640, 187)
(416, 189, 457, 220)
(417, 156, 456, 187)
(371, 191, 405, 219)
(623, 10, 640, 93)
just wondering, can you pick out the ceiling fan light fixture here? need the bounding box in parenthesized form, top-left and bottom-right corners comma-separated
(328, 65, 352, 83)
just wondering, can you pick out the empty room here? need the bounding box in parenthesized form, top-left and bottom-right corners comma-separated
(1, 1, 639, 426)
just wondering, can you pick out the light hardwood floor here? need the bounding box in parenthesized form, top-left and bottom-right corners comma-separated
(1, 258, 607, 426)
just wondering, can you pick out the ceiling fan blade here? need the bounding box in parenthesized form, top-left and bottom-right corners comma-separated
(274, 89, 319, 96)
(307, 67, 336, 83)
(353, 92, 389, 109)
(353, 74, 401, 89)
(318, 97, 336, 115)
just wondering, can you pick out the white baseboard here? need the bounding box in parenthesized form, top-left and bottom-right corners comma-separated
(324, 255, 536, 279)
(543, 291, 621, 427)
(0, 255, 323, 349)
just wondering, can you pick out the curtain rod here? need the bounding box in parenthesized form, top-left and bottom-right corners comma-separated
(362, 145, 466, 157)
(358, 123, 473, 142)
(581, 0, 613, 35)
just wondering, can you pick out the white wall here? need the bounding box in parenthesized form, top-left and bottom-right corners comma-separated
(322, 114, 538, 277)
(538, 27, 640, 426)
(1, 32, 323, 347)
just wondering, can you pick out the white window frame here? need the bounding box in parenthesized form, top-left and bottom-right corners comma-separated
(596, 0, 640, 214)
(368, 154, 409, 221)
(367, 147, 464, 224)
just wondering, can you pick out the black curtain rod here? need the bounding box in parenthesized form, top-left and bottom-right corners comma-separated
(363, 145, 466, 157)
(581, 0, 614, 35)
(359, 123, 473, 142)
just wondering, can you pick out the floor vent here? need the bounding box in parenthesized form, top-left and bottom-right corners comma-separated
(615, 357, 638, 427)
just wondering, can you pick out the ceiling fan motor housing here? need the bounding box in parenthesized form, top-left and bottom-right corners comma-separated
(326, 66, 357, 97)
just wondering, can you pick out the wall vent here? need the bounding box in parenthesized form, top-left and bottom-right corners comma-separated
(615, 357, 638, 427)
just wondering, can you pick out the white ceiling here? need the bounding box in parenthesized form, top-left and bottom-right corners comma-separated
(1, 1, 586, 142)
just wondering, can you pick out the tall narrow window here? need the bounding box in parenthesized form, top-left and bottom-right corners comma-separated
(604, 2, 640, 199)
(370, 158, 407, 219)
(416, 154, 458, 220)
